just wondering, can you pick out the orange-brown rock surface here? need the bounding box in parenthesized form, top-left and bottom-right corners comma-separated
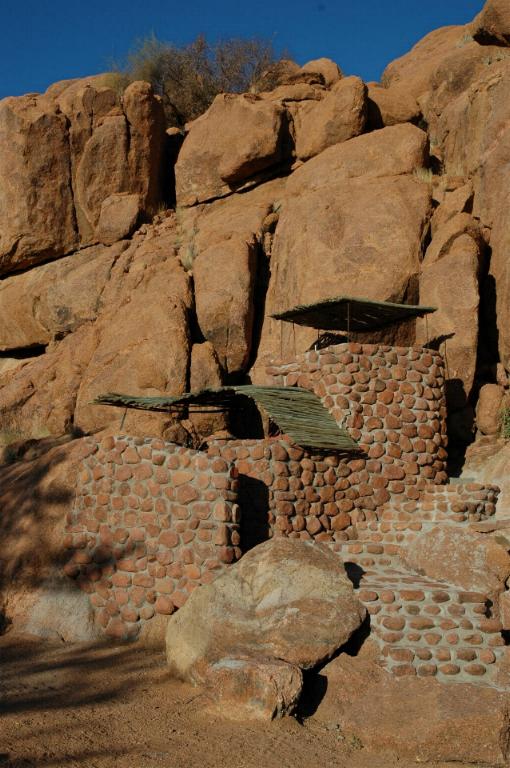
(403, 526, 510, 596)
(0, 77, 165, 274)
(291, 75, 367, 160)
(0, 93, 78, 272)
(470, 0, 510, 44)
(175, 94, 288, 206)
(315, 654, 510, 765)
(74, 231, 193, 437)
(0, 242, 127, 351)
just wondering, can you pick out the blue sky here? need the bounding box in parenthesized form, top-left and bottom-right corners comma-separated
(1, 0, 484, 99)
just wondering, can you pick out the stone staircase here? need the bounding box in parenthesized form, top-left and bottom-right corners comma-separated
(358, 570, 505, 684)
(328, 481, 509, 687)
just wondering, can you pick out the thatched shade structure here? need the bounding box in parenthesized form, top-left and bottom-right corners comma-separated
(94, 385, 360, 453)
(272, 296, 436, 333)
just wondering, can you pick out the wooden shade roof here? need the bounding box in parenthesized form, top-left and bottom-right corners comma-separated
(94, 385, 360, 453)
(271, 296, 436, 332)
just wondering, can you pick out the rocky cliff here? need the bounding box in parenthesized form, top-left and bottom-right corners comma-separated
(1, 0, 510, 482)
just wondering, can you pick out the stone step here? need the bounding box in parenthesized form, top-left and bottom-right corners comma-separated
(355, 569, 507, 686)
(354, 517, 480, 547)
(378, 481, 499, 523)
(329, 539, 402, 570)
(376, 647, 506, 685)
(378, 500, 494, 524)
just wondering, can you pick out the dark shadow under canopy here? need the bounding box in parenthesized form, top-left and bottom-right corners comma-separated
(271, 296, 436, 333)
(94, 385, 360, 453)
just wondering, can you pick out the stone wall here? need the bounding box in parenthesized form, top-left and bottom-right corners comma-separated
(208, 437, 389, 545)
(65, 435, 240, 639)
(267, 342, 448, 494)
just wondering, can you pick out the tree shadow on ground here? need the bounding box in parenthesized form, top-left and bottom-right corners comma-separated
(0, 634, 174, 767)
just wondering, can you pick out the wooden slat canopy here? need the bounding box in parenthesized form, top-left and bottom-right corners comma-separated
(94, 385, 360, 453)
(272, 296, 436, 332)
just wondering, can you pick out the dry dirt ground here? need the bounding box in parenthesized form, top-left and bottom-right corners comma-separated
(0, 634, 487, 768)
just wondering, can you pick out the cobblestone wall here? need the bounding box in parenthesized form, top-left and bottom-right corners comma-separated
(65, 435, 240, 639)
(358, 576, 506, 683)
(208, 437, 390, 545)
(267, 342, 448, 495)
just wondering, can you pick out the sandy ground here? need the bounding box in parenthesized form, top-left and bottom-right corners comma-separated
(0, 634, 486, 768)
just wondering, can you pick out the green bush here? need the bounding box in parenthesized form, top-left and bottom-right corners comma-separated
(501, 406, 510, 439)
(120, 34, 282, 127)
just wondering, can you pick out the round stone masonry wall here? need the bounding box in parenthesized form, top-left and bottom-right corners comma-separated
(267, 343, 448, 511)
(64, 435, 240, 640)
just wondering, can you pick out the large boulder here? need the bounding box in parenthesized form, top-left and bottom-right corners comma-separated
(166, 538, 365, 682)
(188, 179, 285, 375)
(24, 574, 101, 642)
(292, 76, 367, 161)
(96, 193, 141, 246)
(189, 342, 227, 436)
(314, 654, 510, 765)
(417, 236, 482, 407)
(470, 0, 510, 44)
(403, 526, 510, 596)
(286, 122, 428, 195)
(56, 78, 166, 245)
(300, 58, 342, 87)
(0, 93, 78, 273)
(70, 80, 165, 244)
(203, 657, 303, 721)
(381, 26, 467, 100)
(366, 82, 421, 128)
(0, 323, 98, 438)
(175, 94, 288, 206)
(431, 61, 510, 377)
(477, 383, 505, 435)
(254, 170, 431, 378)
(382, 25, 502, 116)
(429, 181, 474, 237)
(0, 77, 166, 275)
(269, 174, 430, 311)
(0, 242, 126, 351)
(74, 231, 193, 436)
(251, 126, 430, 379)
(193, 238, 257, 375)
(422, 212, 482, 266)
(437, 61, 510, 202)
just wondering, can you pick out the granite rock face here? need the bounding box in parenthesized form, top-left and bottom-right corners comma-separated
(315, 654, 510, 765)
(0, 77, 165, 274)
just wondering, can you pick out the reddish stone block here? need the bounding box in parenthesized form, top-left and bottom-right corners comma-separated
(114, 465, 133, 482)
(133, 464, 153, 482)
(111, 572, 131, 588)
(184, 564, 201, 580)
(133, 573, 154, 588)
(465, 663, 486, 676)
(104, 618, 128, 639)
(154, 596, 175, 615)
(171, 470, 194, 486)
(159, 531, 179, 548)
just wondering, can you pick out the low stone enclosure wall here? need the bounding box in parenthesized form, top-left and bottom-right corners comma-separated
(67, 434, 503, 655)
(62, 341, 510, 684)
(66, 436, 241, 639)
